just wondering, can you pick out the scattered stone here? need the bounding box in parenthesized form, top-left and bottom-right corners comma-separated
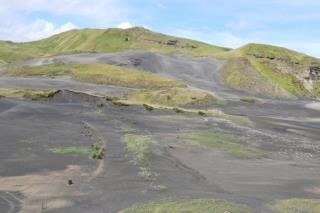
(68, 179, 73, 185)
(97, 103, 104, 108)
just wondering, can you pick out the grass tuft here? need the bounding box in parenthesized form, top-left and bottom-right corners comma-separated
(91, 142, 105, 160)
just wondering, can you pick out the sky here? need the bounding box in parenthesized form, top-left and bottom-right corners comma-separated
(0, 0, 320, 57)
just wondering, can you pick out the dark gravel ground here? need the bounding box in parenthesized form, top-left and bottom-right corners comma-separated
(0, 51, 319, 213)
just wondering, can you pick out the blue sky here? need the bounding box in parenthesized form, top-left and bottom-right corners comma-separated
(0, 0, 320, 57)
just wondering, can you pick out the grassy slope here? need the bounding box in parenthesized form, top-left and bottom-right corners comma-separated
(1, 28, 320, 98)
(0, 27, 229, 63)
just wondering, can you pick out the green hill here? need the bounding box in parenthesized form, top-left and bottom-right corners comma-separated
(0, 27, 229, 64)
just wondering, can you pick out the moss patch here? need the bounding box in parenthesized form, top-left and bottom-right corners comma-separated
(0, 87, 58, 100)
(119, 199, 252, 213)
(185, 131, 264, 159)
(273, 198, 320, 213)
(6, 63, 185, 90)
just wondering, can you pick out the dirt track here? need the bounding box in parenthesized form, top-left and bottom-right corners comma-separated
(0, 51, 320, 213)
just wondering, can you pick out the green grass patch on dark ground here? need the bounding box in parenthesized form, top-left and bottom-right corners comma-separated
(185, 131, 264, 159)
(240, 97, 257, 103)
(124, 134, 156, 166)
(273, 198, 320, 213)
(128, 87, 217, 107)
(119, 199, 252, 213)
(49, 146, 90, 155)
(124, 134, 159, 181)
(49, 145, 104, 159)
(6, 63, 186, 90)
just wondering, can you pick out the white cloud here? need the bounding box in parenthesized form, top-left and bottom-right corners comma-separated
(117, 22, 134, 29)
(0, 0, 128, 30)
(0, 0, 125, 41)
(0, 19, 78, 42)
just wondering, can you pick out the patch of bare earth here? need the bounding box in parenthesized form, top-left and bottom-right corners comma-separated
(0, 163, 104, 213)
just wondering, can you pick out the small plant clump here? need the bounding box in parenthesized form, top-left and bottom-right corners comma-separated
(143, 104, 154, 111)
(198, 111, 207, 116)
(240, 97, 257, 103)
(173, 107, 184, 113)
(91, 142, 105, 160)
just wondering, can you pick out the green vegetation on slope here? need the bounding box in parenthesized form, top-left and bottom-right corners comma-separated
(250, 58, 309, 96)
(273, 198, 320, 213)
(231, 43, 308, 62)
(119, 199, 251, 213)
(128, 87, 217, 107)
(0, 87, 58, 100)
(0, 27, 229, 63)
(185, 131, 264, 158)
(220, 43, 320, 98)
(220, 58, 294, 98)
(6, 63, 186, 89)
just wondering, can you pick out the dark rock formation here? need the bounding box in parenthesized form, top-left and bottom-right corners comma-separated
(166, 39, 178, 46)
(309, 66, 320, 80)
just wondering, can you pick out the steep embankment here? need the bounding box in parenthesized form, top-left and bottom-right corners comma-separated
(220, 43, 320, 98)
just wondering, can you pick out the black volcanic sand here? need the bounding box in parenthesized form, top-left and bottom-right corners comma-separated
(0, 92, 319, 213)
(0, 51, 319, 213)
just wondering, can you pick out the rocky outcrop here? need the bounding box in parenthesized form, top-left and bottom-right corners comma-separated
(309, 66, 320, 80)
